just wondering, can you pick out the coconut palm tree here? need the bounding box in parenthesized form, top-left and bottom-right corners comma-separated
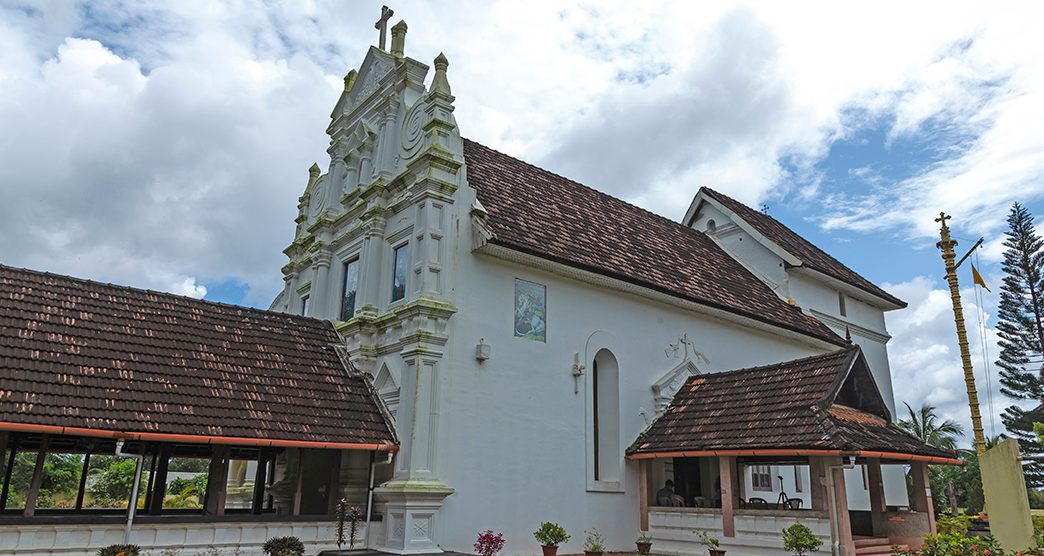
(897, 402, 965, 451)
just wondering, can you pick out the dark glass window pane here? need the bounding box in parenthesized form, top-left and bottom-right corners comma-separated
(391, 244, 409, 302)
(341, 259, 359, 320)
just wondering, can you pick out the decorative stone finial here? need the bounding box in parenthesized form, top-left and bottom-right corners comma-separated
(391, 20, 407, 58)
(344, 70, 357, 92)
(309, 162, 321, 177)
(844, 326, 852, 345)
(431, 52, 451, 95)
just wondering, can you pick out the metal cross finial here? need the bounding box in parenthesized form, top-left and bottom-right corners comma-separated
(664, 333, 708, 364)
(375, 5, 394, 50)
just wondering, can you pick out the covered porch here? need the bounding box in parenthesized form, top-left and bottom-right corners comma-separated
(0, 265, 400, 554)
(627, 346, 961, 555)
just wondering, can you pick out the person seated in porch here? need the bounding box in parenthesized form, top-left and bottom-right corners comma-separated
(656, 480, 685, 507)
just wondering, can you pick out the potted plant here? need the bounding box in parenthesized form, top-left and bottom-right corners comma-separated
(263, 536, 305, 556)
(636, 532, 653, 555)
(534, 522, 571, 556)
(97, 545, 142, 556)
(782, 523, 822, 556)
(474, 530, 506, 556)
(584, 529, 606, 556)
(695, 530, 725, 556)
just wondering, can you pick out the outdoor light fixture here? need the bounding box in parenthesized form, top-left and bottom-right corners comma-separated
(475, 338, 490, 363)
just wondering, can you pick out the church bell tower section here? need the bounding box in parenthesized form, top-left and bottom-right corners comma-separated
(277, 13, 462, 554)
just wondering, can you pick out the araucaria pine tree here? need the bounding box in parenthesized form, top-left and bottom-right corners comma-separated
(997, 202, 1044, 485)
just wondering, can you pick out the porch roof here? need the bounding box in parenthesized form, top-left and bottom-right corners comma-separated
(627, 346, 960, 464)
(0, 264, 396, 451)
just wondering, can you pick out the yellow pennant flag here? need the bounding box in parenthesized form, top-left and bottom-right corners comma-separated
(971, 263, 991, 292)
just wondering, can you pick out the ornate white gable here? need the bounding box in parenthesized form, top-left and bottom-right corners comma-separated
(651, 357, 702, 415)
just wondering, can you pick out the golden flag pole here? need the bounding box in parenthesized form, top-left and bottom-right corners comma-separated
(935, 212, 988, 458)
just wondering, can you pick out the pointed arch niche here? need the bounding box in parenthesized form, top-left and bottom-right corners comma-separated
(585, 330, 623, 492)
(373, 361, 401, 421)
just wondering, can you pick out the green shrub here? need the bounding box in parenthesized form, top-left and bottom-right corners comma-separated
(892, 531, 1004, 556)
(97, 544, 142, 556)
(88, 458, 138, 503)
(263, 536, 304, 556)
(168, 474, 207, 495)
(534, 522, 570, 546)
(937, 515, 971, 536)
(782, 523, 823, 556)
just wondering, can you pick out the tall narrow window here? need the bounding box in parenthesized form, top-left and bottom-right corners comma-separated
(341, 259, 359, 320)
(838, 292, 847, 317)
(592, 349, 620, 483)
(793, 466, 803, 493)
(300, 295, 309, 316)
(752, 465, 772, 491)
(391, 244, 409, 303)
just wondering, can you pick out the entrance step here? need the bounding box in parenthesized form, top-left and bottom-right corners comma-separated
(854, 537, 906, 556)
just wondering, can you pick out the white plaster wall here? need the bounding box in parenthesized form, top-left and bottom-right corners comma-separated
(690, 204, 790, 299)
(431, 253, 830, 555)
(0, 521, 365, 556)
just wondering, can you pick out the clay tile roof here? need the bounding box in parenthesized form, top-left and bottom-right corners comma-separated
(628, 346, 955, 461)
(699, 187, 906, 308)
(462, 139, 844, 347)
(0, 264, 396, 447)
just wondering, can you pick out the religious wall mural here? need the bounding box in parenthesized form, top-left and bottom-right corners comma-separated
(392, 244, 409, 302)
(514, 278, 546, 342)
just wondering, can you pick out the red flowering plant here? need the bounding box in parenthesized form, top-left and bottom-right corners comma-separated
(474, 530, 506, 556)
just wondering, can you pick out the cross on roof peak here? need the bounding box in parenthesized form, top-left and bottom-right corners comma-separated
(375, 5, 394, 50)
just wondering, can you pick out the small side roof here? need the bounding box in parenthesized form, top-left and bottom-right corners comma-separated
(627, 346, 957, 464)
(689, 187, 906, 309)
(0, 264, 397, 450)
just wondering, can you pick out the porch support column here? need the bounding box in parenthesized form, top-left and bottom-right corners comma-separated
(638, 459, 650, 531)
(23, 435, 49, 517)
(810, 457, 828, 511)
(910, 461, 936, 534)
(148, 446, 171, 515)
(0, 432, 8, 483)
(828, 457, 855, 556)
(719, 456, 738, 538)
(204, 445, 230, 516)
(867, 458, 885, 513)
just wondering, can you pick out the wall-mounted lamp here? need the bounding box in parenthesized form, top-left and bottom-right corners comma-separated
(475, 338, 490, 363)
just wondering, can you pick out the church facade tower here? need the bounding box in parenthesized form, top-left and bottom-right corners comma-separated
(273, 17, 463, 554)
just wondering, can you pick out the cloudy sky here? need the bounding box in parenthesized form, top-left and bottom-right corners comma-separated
(2, 1, 1043, 446)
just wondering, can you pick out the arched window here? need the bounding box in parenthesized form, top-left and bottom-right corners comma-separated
(592, 349, 620, 483)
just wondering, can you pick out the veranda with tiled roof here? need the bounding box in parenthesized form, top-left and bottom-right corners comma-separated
(0, 264, 396, 526)
(625, 346, 958, 555)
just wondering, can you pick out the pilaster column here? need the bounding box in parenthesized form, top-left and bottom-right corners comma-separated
(310, 251, 333, 319)
(375, 104, 399, 181)
(343, 153, 359, 196)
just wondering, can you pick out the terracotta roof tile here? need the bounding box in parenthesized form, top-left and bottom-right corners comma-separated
(629, 346, 954, 460)
(462, 139, 845, 347)
(0, 264, 395, 446)
(700, 187, 906, 308)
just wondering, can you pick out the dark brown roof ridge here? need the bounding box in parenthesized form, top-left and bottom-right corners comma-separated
(698, 187, 906, 308)
(461, 138, 845, 347)
(686, 345, 854, 385)
(0, 263, 326, 330)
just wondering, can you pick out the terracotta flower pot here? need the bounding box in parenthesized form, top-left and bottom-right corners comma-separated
(636, 541, 652, 554)
(709, 549, 727, 556)
(584, 551, 603, 556)
(541, 546, 559, 556)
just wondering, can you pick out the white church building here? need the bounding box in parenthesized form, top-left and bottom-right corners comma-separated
(0, 9, 957, 556)
(267, 13, 953, 556)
